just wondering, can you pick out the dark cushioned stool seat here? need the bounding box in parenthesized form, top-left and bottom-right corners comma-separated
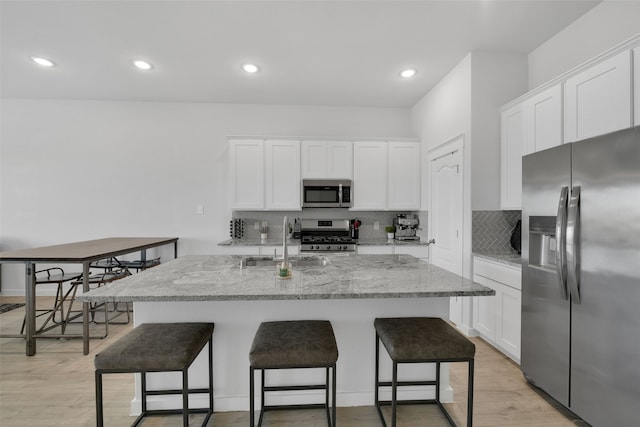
(374, 317, 475, 361)
(249, 320, 338, 427)
(374, 317, 475, 427)
(95, 322, 215, 427)
(249, 320, 338, 368)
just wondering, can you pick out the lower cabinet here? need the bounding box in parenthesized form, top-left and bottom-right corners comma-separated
(473, 256, 521, 363)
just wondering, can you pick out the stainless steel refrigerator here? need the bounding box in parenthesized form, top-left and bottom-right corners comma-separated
(521, 125, 640, 427)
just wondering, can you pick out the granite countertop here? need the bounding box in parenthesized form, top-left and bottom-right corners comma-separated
(78, 254, 494, 303)
(218, 238, 428, 247)
(473, 251, 522, 268)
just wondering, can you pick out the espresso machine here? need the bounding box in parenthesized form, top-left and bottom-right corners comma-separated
(393, 214, 420, 241)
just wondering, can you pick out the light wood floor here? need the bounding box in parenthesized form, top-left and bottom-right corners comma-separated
(0, 296, 587, 426)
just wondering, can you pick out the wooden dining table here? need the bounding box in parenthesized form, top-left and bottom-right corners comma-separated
(0, 237, 178, 356)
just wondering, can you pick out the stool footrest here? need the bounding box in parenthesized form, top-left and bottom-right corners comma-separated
(145, 387, 211, 396)
(378, 380, 437, 387)
(378, 399, 437, 406)
(264, 384, 327, 392)
(264, 403, 327, 411)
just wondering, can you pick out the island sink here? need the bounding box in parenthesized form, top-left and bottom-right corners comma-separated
(240, 255, 330, 268)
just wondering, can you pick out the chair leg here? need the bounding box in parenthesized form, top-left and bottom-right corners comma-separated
(391, 361, 398, 427)
(467, 359, 474, 427)
(332, 364, 337, 427)
(249, 367, 255, 427)
(182, 369, 189, 427)
(95, 371, 104, 427)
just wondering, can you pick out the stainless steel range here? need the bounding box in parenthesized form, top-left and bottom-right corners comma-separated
(300, 219, 356, 252)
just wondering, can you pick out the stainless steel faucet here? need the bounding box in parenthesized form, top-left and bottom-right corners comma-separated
(274, 216, 289, 267)
(282, 215, 288, 267)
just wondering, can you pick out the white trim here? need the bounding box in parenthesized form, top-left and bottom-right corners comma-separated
(501, 33, 640, 112)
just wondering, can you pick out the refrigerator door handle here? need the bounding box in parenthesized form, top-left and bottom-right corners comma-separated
(555, 186, 569, 299)
(567, 186, 581, 303)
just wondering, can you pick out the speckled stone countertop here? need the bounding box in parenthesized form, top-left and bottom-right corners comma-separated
(473, 252, 522, 268)
(218, 238, 428, 247)
(78, 254, 494, 303)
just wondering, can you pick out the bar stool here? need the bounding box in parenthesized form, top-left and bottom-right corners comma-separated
(249, 320, 338, 427)
(94, 322, 215, 427)
(374, 317, 475, 427)
(20, 267, 82, 335)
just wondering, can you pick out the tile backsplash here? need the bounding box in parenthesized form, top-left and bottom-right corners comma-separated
(472, 210, 521, 253)
(232, 209, 426, 240)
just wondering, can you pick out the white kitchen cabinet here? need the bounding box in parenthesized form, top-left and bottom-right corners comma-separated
(526, 84, 563, 153)
(229, 139, 264, 210)
(352, 141, 388, 210)
(564, 50, 632, 143)
(472, 256, 521, 363)
(634, 47, 640, 126)
(229, 139, 301, 211)
(388, 142, 421, 210)
(500, 103, 526, 210)
(301, 140, 352, 179)
(265, 140, 301, 210)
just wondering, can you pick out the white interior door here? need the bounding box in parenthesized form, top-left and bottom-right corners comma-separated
(429, 138, 464, 324)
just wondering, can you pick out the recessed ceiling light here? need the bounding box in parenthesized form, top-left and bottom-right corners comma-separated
(242, 63, 260, 73)
(400, 69, 417, 78)
(132, 59, 153, 70)
(30, 56, 55, 67)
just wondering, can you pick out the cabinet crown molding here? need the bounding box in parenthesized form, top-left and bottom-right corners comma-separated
(500, 33, 640, 112)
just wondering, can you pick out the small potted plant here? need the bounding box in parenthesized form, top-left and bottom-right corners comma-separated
(260, 223, 269, 240)
(385, 226, 395, 240)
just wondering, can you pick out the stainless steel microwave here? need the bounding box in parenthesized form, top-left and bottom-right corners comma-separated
(302, 179, 352, 208)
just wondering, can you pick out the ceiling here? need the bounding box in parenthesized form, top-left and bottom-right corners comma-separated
(1, 0, 601, 108)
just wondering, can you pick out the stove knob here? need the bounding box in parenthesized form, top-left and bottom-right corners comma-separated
(315, 245, 320, 250)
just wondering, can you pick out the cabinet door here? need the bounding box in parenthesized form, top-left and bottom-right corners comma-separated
(265, 140, 301, 210)
(564, 50, 632, 143)
(327, 141, 353, 179)
(500, 103, 526, 210)
(472, 275, 497, 341)
(496, 283, 522, 363)
(301, 141, 327, 178)
(352, 141, 387, 210)
(634, 47, 640, 126)
(229, 139, 264, 210)
(527, 84, 563, 153)
(388, 142, 421, 210)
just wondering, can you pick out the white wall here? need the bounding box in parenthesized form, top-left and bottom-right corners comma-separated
(411, 53, 472, 281)
(528, 1, 640, 89)
(0, 99, 412, 295)
(470, 51, 528, 210)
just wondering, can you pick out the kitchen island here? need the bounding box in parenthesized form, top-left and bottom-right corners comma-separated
(79, 254, 493, 413)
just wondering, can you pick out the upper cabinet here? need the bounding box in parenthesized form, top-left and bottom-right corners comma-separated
(500, 36, 640, 210)
(229, 139, 301, 211)
(388, 141, 421, 210)
(265, 140, 301, 210)
(352, 141, 421, 211)
(229, 139, 264, 210)
(500, 103, 526, 210)
(352, 141, 388, 210)
(564, 50, 632, 143)
(301, 140, 352, 179)
(526, 85, 563, 154)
